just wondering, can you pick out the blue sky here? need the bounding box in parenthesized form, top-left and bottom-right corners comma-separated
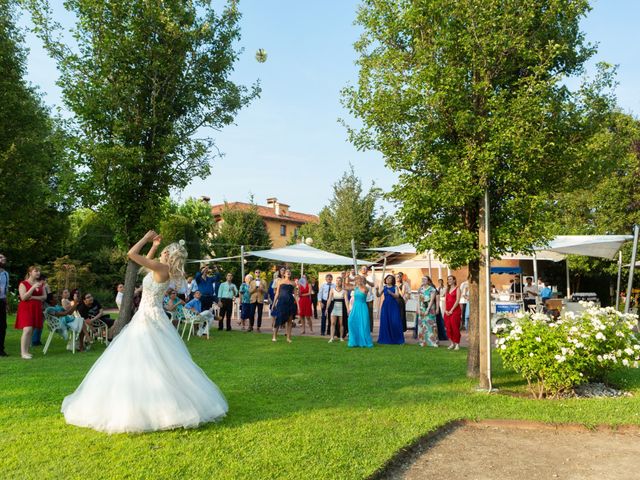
(21, 0, 640, 215)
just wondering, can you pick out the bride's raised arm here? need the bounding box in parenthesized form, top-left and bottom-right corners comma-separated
(128, 230, 170, 282)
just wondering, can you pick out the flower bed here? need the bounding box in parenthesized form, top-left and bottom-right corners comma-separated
(494, 306, 640, 398)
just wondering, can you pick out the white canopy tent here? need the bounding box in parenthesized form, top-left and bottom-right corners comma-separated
(247, 243, 374, 267)
(537, 235, 632, 260)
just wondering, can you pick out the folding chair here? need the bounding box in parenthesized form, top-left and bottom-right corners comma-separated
(43, 313, 76, 355)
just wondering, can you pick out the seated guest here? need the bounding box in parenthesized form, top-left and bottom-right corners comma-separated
(44, 293, 89, 351)
(77, 293, 114, 328)
(184, 291, 215, 337)
(164, 289, 185, 326)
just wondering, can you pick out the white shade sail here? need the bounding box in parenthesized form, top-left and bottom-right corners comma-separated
(537, 235, 633, 260)
(247, 243, 374, 266)
(498, 251, 566, 262)
(367, 243, 418, 254)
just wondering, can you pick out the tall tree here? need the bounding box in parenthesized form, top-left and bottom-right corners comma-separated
(29, 0, 259, 330)
(299, 166, 398, 256)
(0, 0, 70, 273)
(343, 0, 616, 378)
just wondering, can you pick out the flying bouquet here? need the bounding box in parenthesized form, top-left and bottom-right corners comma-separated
(255, 48, 268, 63)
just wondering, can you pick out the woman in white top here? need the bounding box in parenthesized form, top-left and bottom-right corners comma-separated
(327, 276, 348, 342)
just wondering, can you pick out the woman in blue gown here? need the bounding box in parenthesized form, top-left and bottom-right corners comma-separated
(272, 268, 296, 343)
(347, 276, 374, 348)
(377, 275, 405, 345)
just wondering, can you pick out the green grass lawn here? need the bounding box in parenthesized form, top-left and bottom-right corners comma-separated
(2, 317, 640, 480)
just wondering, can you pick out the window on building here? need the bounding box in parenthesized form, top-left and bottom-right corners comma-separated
(280, 224, 287, 236)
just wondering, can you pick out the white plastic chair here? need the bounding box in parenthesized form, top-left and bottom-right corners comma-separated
(43, 313, 76, 355)
(86, 318, 109, 346)
(181, 309, 207, 341)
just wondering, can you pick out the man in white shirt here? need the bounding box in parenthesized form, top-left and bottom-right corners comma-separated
(317, 274, 335, 336)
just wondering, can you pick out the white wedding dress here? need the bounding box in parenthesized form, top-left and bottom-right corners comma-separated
(61, 272, 228, 433)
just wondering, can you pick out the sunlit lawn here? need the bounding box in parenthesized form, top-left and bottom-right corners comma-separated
(2, 315, 640, 479)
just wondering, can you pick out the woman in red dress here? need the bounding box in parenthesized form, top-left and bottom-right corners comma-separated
(297, 275, 313, 334)
(15, 266, 46, 359)
(443, 275, 462, 350)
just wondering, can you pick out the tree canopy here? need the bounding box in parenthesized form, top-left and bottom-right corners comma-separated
(343, 0, 618, 376)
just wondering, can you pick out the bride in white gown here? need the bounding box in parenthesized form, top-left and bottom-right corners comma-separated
(61, 230, 228, 433)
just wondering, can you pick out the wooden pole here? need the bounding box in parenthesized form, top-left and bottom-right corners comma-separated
(479, 188, 492, 390)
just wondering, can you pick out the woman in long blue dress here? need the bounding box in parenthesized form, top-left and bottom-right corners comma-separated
(272, 268, 296, 343)
(347, 276, 374, 348)
(376, 275, 405, 345)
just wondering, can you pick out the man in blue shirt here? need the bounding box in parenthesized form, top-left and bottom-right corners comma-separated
(317, 274, 335, 336)
(217, 273, 238, 331)
(184, 291, 215, 337)
(0, 253, 9, 356)
(195, 265, 221, 311)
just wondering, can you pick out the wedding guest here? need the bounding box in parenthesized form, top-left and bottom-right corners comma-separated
(249, 269, 266, 332)
(396, 272, 411, 332)
(77, 293, 114, 328)
(436, 279, 448, 341)
(347, 276, 373, 348)
(217, 273, 238, 331)
(459, 280, 469, 330)
(184, 290, 215, 337)
(310, 275, 319, 319)
(327, 276, 348, 342)
(297, 275, 313, 334)
(115, 283, 124, 311)
(418, 276, 438, 347)
(269, 267, 285, 324)
(523, 277, 538, 312)
(359, 265, 375, 332)
(444, 276, 462, 350)
(0, 253, 8, 357)
(44, 293, 88, 350)
(186, 275, 198, 300)
(376, 274, 404, 345)
(272, 268, 296, 343)
(239, 274, 253, 331)
(317, 274, 335, 336)
(31, 273, 50, 346)
(164, 289, 185, 326)
(15, 266, 47, 359)
(195, 265, 219, 311)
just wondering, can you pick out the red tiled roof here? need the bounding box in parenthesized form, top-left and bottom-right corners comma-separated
(211, 202, 318, 224)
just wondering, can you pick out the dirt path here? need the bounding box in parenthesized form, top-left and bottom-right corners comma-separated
(378, 421, 640, 480)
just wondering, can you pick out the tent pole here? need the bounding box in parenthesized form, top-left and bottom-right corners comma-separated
(351, 239, 358, 272)
(625, 224, 639, 313)
(428, 251, 433, 279)
(565, 261, 571, 299)
(241, 245, 245, 283)
(615, 251, 623, 310)
(301, 263, 304, 276)
(532, 253, 539, 308)
(379, 256, 387, 318)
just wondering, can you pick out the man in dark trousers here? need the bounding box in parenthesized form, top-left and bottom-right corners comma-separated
(0, 254, 9, 357)
(248, 269, 267, 332)
(317, 274, 334, 336)
(217, 273, 238, 331)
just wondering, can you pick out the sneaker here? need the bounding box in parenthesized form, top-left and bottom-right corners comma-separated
(454, 344, 460, 351)
(0, 351, 8, 357)
(448, 344, 455, 350)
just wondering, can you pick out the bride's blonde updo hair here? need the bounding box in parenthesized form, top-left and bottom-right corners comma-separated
(162, 240, 188, 281)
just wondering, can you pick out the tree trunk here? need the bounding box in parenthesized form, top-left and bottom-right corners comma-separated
(467, 257, 480, 378)
(111, 260, 140, 336)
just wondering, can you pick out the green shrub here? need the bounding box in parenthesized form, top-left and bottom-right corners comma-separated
(495, 306, 640, 398)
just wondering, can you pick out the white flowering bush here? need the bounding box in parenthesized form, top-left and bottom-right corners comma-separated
(494, 306, 639, 398)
